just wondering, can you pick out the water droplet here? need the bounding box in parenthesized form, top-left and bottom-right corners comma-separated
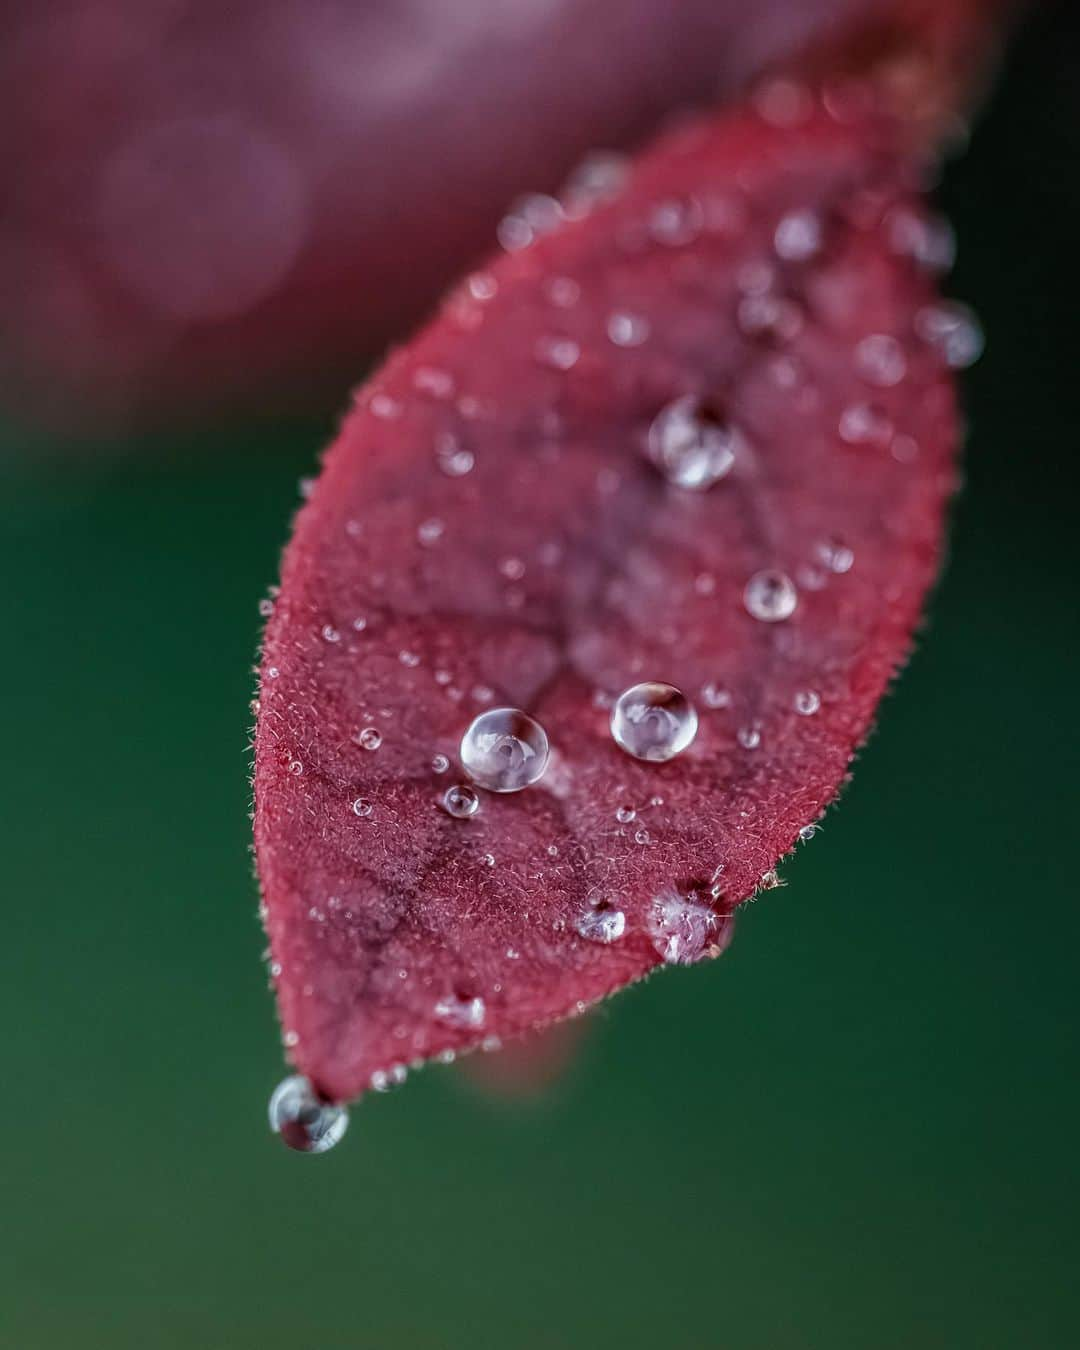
(434, 994, 486, 1029)
(744, 569, 798, 622)
(774, 209, 822, 261)
(431, 753, 450, 774)
(753, 78, 813, 127)
(607, 312, 651, 347)
(816, 537, 855, 573)
(321, 624, 340, 643)
(258, 597, 275, 617)
(369, 392, 402, 420)
(562, 151, 628, 214)
(915, 302, 984, 369)
(435, 432, 475, 477)
(793, 689, 821, 716)
(737, 724, 761, 750)
(701, 682, 731, 710)
(266, 666, 280, 679)
(460, 708, 549, 792)
(799, 823, 818, 841)
(440, 784, 480, 819)
(610, 682, 698, 762)
(356, 726, 382, 751)
(288, 758, 303, 775)
(352, 615, 368, 632)
(577, 907, 626, 944)
(498, 556, 526, 581)
(646, 396, 741, 490)
(417, 517, 445, 547)
(855, 333, 907, 387)
(467, 272, 498, 301)
(737, 293, 803, 342)
(648, 888, 719, 965)
(884, 207, 955, 273)
(839, 402, 893, 447)
(268, 1075, 348, 1154)
(535, 336, 581, 371)
(370, 1064, 408, 1093)
(649, 198, 702, 247)
(352, 797, 373, 817)
(399, 650, 420, 668)
(634, 828, 653, 846)
(615, 805, 636, 824)
(544, 276, 581, 308)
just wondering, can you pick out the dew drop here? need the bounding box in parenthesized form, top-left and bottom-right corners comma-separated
(352, 797, 373, 817)
(737, 724, 761, 750)
(399, 650, 420, 668)
(431, 753, 450, 774)
(615, 805, 636, 824)
(793, 689, 821, 716)
(648, 889, 720, 965)
(701, 682, 731, 710)
(440, 784, 480, 819)
(744, 569, 798, 622)
(577, 907, 627, 944)
(839, 402, 893, 448)
(434, 994, 486, 1029)
(370, 1064, 408, 1093)
(535, 336, 581, 371)
(914, 302, 984, 369)
(369, 392, 402, 420)
(607, 311, 651, 347)
(610, 682, 698, 762)
(460, 708, 549, 792)
(854, 333, 907, 387)
(321, 625, 340, 643)
(417, 517, 445, 547)
(545, 276, 581, 308)
(799, 824, 818, 841)
(774, 209, 822, 261)
(816, 537, 855, 573)
(258, 597, 274, 618)
(356, 726, 382, 751)
(268, 1075, 348, 1154)
(435, 432, 475, 477)
(646, 396, 741, 490)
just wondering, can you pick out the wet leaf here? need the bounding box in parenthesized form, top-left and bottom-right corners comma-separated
(255, 90, 964, 1102)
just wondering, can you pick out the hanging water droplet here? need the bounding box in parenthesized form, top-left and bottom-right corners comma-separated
(434, 994, 486, 1029)
(915, 302, 984, 369)
(460, 708, 549, 793)
(648, 888, 720, 965)
(744, 569, 798, 622)
(352, 797, 373, 817)
(646, 396, 741, 490)
(440, 784, 480, 819)
(268, 1075, 349, 1154)
(610, 682, 698, 762)
(854, 333, 907, 387)
(356, 726, 382, 751)
(577, 907, 627, 944)
(774, 208, 822, 261)
(793, 689, 821, 716)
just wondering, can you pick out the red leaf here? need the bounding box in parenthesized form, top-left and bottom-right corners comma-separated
(255, 89, 966, 1104)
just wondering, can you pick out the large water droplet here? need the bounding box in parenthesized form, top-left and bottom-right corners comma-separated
(744, 570, 798, 622)
(268, 1075, 349, 1154)
(440, 784, 480, 819)
(646, 397, 741, 490)
(460, 708, 550, 793)
(610, 682, 698, 762)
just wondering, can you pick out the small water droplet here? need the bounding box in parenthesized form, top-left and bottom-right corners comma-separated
(266, 666, 280, 679)
(399, 650, 420, 668)
(321, 624, 340, 643)
(646, 396, 741, 490)
(268, 1076, 348, 1154)
(258, 597, 275, 618)
(799, 823, 818, 841)
(816, 537, 855, 573)
(774, 208, 822, 261)
(737, 724, 761, 750)
(413, 366, 454, 399)
(460, 708, 549, 792)
(288, 758, 303, 775)
(854, 333, 907, 387)
(737, 293, 803, 342)
(356, 726, 382, 751)
(435, 432, 475, 477)
(369, 392, 402, 420)
(649, 198, 702, 247)
(434, 994, 486, 1029)
(417, 517, 445, 547)
(370, 1064, 408, 1093)
(610, 682, 698, 762)
(544, 276, 581, 308)
(535, 336, 581, 371)
(839, 402, 893, 447)
(744, 569, 798, 622)
(914, 302, 984, 369)
(352, 615, 368, 632)
(352, 797, 373, 817)
(634, 828, 653, 846)
(498, 556, 526, 581)
(701, 682, 731, 710)
(467, 272, 498, 302)
(607, 311, 651, 347)
(577, 907, 626, 944)
(431, 753, 450, 774)
(793, 689, 821, 716)
(440, 784, 480, 819)
(615, 805, 636, 824)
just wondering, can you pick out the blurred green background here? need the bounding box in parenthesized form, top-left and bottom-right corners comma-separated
(2, 12, 1078, 1350)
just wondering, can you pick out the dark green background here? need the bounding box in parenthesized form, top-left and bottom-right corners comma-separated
(1, 10, 1077, 1348)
